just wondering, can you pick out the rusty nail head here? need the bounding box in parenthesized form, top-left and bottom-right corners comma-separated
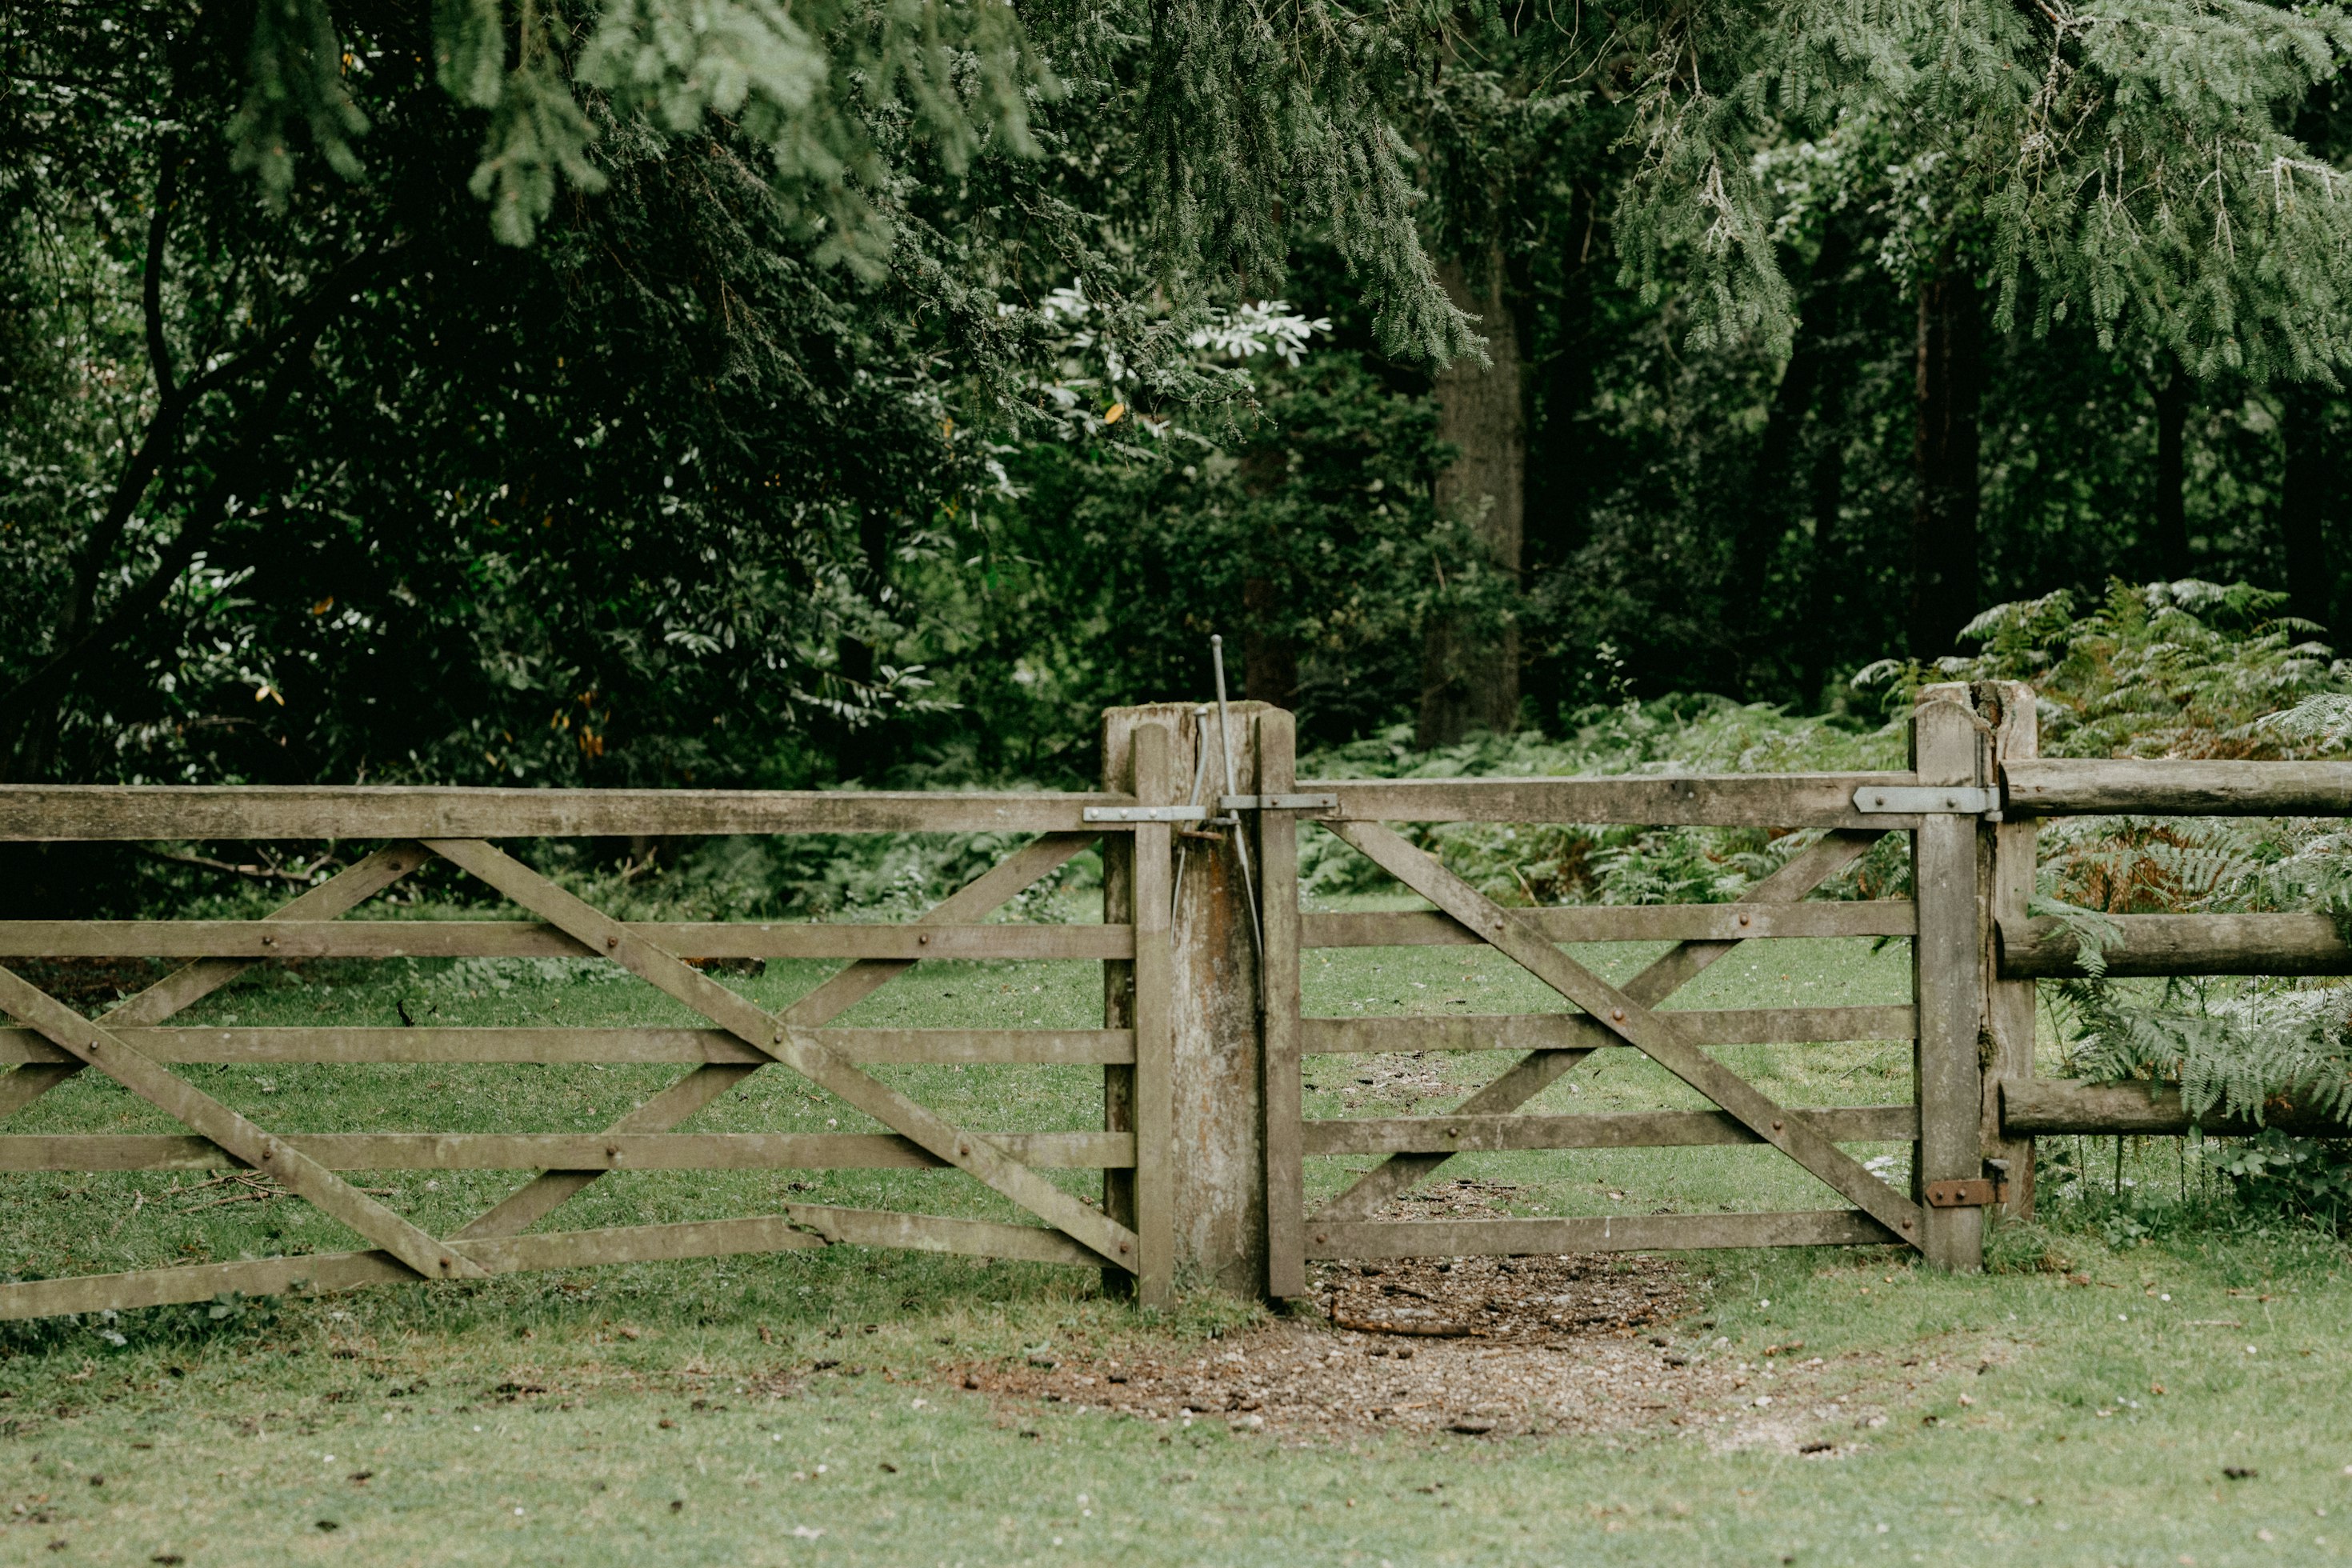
(606, 935, 619, 948)
(958, 1142, 970, 1156)
(1738, 912, 1750, 926)
(918, 934, 930, 944)
(1118, 1242, 1130, 1254)
(1772, 1120, 1783, 1132)
(1610, 1008, 1625, 1022)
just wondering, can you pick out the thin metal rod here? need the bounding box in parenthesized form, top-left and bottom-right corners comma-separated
(1210, 637, 1263, 956)
(1172, 706, 1210, 917)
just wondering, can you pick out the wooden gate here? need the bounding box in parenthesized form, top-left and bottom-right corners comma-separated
(0, 684, 2050, 1322)
(0, 785, 1178, 1318)
(1262, 683, 2027, 1290)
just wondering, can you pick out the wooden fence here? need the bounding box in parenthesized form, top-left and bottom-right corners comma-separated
(0, 681, 2343, 1319)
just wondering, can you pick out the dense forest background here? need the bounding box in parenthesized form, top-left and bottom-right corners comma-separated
(10, 0, 2352, 796)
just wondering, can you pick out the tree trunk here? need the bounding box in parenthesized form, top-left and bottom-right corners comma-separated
(1801, 395, 1848, 708)
(1417, 249, 1524, 746)
(2151, 360, 2190, 582)
(2281, 385, 2333, 638)
(1738, 224, 1849, 692)
(1906, 261, 1982, 660)
(1241, 576, 1298, 712)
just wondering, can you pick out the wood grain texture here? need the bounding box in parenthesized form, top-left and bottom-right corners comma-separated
(0, 1026, 1134, 1066)
(1130, 721, 1177, 1308)
(1999, 1078, 2352, 1136)
(1911, 684, 1986, 1273)
(448, 832, 1100, 1242)
(1982, 682, 2038, 1216)
(0, 1130, 1133, 1171)
(1306, 1209, 1897, 1258)
(2003, 759, 2352, 817)
(0, 786, 1131, 840)
(0, 964, 482, 1282)
(1299, 774, 1925, 828)
(425, 837, 1142, 1271)
(1301, 1104, 1916, 1154)
(1998, 912, 2352, 977)
(1258, 709, 1306, 1298)
(1301, 901, 1914, 948)
(1298, 1006, 1917, 1056)
(0, 919, 1130, 961)
(1322, 820, 1925, 1244)
(0, 846, 424, 1122)
(0, 1205, 1095, 1321)
(1311, 830, 1891, 1226)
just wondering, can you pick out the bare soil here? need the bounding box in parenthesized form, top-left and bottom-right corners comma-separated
(965, 1224, 2000, 1452)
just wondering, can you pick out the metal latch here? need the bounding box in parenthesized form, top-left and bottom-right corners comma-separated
(1083, 805, 1210, 823)
(1852, 786, 1999, 815)
(1216, 794, 1338, 814)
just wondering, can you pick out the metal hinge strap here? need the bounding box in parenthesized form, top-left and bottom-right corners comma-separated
(1852, 786, 2000, 815)
(1082, 805, 1210, 824)
(1216, 794, 1338, 814)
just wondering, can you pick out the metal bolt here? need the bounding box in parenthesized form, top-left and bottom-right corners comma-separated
(1610, 1009, 1626, 1023)
(918, 934, 930, 945)
(1118, 1242, 1130, 1254)
(958, 1142, 971, 1157)
(1737, 913, 1750, 927)
(1771, 1120, 1783, 1133)
(606, 935, 619, 949)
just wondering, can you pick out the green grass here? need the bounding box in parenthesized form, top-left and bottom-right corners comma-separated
(1, 904, 2347, 1565)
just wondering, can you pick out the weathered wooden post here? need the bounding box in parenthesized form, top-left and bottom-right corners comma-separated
(1256, 708, 1306, 1299)
(1102, 702, 1274, 1298)
(1913, 682, 1988, 1271)
(1980, 679, 2038, 1217)
(1100, 714, 1176, 1306)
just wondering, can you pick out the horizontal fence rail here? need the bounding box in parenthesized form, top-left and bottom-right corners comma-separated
(0, 806, 1165, 1321)
(1297, 773, 1930, 828)
(0, 1026, 1134, 1066)
(2002, 759, 2352, 816)
(0, 1130, 1135, 1172)
(1301, 902, 1914, 947)
(0, 786, 1136, 840)
(0, 919, 1131, 962)
(1997, 913, 2352, 977)
(1298, 1006, 1918, 1055)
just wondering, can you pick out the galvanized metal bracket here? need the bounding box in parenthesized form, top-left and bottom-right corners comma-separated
(1083, 805, 1211, 824)
(1852, 786, 2000, 817)
(1216, 793, 1338, 814)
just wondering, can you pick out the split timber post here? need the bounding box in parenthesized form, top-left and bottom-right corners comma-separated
(1913, 679, 2035, 1268)
(1980, 680, 2038, 1219)
(1102, 702, 1277, 1298)
(1912, 682, 1987, 1271)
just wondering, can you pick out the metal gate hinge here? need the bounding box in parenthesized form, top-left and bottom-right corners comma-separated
(1083, 805, 1210, 823)
(1216, 793, 1338, 814)
(1923, 1178, 2005, 1208)
(1852, 786, 1999, 816)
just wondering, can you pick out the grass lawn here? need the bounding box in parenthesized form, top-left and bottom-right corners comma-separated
(0, 889, 2346, 1566)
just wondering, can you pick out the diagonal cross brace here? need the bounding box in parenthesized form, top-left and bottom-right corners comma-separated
(0, 962, 482, 1281)
(0, 845, 425, 1122)
(451, 833, 1102, 1242)
(423, 838, 1142, 1271)
(1326, 821, 1922, 1245)
(1316, 830, 1883, 1222)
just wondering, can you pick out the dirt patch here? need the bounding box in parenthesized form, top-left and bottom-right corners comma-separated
(966, 1245, 2006, 1450)
(1318, 1250, 1683, 1338)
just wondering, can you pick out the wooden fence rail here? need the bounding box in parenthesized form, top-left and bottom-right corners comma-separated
(0, 682, 2345, 1320)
